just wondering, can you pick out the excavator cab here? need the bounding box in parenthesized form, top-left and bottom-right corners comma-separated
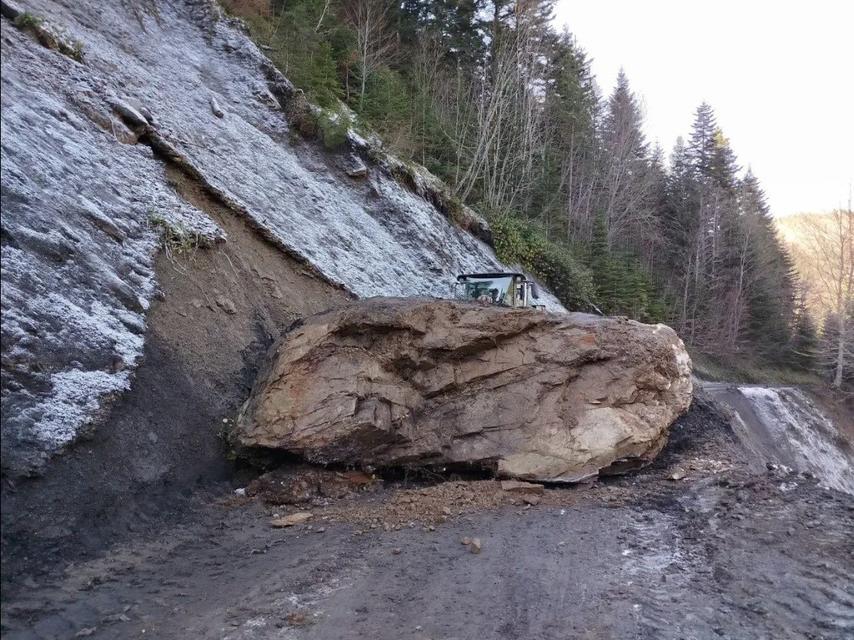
(454, 273, 542, 309)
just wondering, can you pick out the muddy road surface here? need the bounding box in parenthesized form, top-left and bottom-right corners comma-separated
(2, 402, 853, 640)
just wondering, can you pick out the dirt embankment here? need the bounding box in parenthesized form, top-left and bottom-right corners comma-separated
(0, 163, 351, 579)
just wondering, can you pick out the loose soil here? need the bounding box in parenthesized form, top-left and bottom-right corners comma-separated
(2, 399, 852, 640)
(2, 167, 851, 640)
(0, 163, 351, 579)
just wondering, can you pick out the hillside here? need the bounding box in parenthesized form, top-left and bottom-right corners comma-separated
(0, 0, 567, 589)
(777, 211, 849, 318)
(0, 0, 568, 480)
(218, 0, 811, 372)
(1, 2, 852, 639)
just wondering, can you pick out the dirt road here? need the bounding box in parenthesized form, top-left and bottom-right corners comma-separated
(2, 403, 852, 640)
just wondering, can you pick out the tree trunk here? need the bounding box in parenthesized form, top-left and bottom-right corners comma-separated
(833, 297, 845, 389)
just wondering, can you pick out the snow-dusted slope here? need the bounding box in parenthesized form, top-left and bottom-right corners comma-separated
(701, 383, 853, 495)
(0, 0, 563, 474)
(737, 387, 853, 494)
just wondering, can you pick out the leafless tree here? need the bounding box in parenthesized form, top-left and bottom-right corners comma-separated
(451, 13, 546, 214)
(791, 204, 854, 389)
(341, 0, 398, 110)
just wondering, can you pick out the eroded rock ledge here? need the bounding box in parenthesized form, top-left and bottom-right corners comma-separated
(236, 298, 693, 482)
(0, 0, 559, 475)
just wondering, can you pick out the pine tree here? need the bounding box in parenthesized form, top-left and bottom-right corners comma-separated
(599, 70, 653, 246)
(603, 70, 647, 160)
(663, 135, 703, 342)
(708, 129, 740, 192)
(662, 137, 701, 274)
(589, 213, 616, 310)
(789, 291, 820, 370)
(267, 0, 344, 106)
(687, 102, 717, 176)
(681, 103, 747, 351)
(641, 144, 670, 272)
(736, 171, 797, 358)
(539, 31, 598, 240)
(398, 0, 487, 68)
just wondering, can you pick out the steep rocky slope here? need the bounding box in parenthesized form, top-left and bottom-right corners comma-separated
(0, 0, 569, 575)
(0, 0, 562, 478)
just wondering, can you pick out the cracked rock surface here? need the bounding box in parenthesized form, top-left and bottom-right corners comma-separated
(236, 298, 693, 481)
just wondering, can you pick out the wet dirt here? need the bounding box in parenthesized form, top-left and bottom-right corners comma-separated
(2, 400, 852, 640)
(0, 164, 351, 582)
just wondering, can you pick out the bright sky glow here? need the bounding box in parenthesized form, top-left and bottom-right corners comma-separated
(554, 0, 854, 216)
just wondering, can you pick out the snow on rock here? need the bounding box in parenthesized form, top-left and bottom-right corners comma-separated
(737, 387, 853, 495)
(0, 0, 564, 474)
(1, 15, 224, 475)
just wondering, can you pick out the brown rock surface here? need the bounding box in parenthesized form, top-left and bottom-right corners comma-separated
(500, 480, 546, 494)
(247, 466, 379, 505)
(235, 298, 692, 481)
(270, 512, 313, 528)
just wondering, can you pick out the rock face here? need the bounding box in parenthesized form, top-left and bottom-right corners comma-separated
(0, 0, 560, 475)
(236, 299, 693, 482)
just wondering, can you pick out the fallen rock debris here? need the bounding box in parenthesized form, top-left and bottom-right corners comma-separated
(270, 512, 313, 528)
(248, 466, 379, 506)
(500, 480, 545, 494)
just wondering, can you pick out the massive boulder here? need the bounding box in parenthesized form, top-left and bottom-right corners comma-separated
(236, 298, 692, 482)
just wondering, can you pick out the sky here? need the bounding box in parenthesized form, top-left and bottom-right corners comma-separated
(553, 0, 854, 216)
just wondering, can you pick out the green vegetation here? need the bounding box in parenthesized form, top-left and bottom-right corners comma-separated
(227, 1, 346, 108)
(487, 213, 595, 311)
(14, 12, 44, 29)
(316, 108, 351, 150)
(13, 11, 85, 63)
(68, 39, 85, 62)
(690, 352, 823, 387)
(220, 0, 817, 379)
